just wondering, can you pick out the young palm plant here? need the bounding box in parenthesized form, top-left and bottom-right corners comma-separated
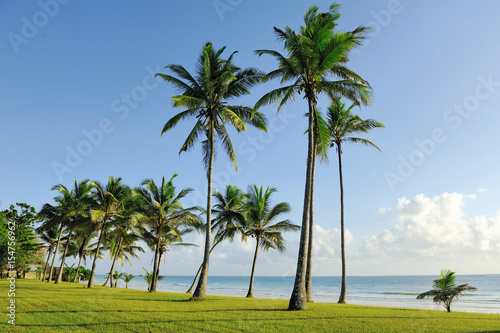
(417, 269, 477, 312)
(326, 99, 383, 303)
(134, 175, 201, 292)
(242, 185, 300, 298)
(141, 267, 164, 291)
(255, 4, 372, 310)
(123, 273, 135, 289)
(156, 42, 267, 299)
(186, 184, 247, 294)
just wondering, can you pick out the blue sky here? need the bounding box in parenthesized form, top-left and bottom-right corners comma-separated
(1, 0, 500, 277)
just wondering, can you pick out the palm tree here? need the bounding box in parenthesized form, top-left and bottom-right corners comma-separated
(54, 179, 94, 284)
(243, 185, 300, 298)
(156, 231, 197, 282)
(70, 228, 95, 283)
(87, 176, 130, 288)
(134, 175, 201, 292)
(112, 270, 125, 287)
(255, 4, 372, 310)
(123, 273, 135, 289)
(417, 269, 477, 312)
(37, 202, 65, 282)
(36, 223, 61, 281)
(326, 99, 383, 303)
(156, 42, 267, 299)
(186, 184, 247, 294)
(102, 207, 144, 288)
(141, 267, 164, 291)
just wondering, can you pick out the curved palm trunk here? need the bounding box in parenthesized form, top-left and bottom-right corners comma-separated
(193, 125, 214, 299)
(73, 254, 83, 283)
(246, 237, 260, 298)
(88, 223, 106, 288)
(186, 240, 219, 293)
(56, 232, 72, 284)
(42, 247, 52, 282)
(108, 238, 122, 288)
(306, 143, 317, 302)
(149, 233, 161, 292)
(337, 144, 347, 304)
(288, 98, 315, 311)
(47, 224, 64, 283)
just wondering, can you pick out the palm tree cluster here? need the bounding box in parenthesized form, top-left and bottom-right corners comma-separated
(156, 3, 383, 309)
(30, 3, 382, 310)
(36, 175, 202, 291)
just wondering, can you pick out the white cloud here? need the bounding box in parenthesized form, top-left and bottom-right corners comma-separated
(358, 192, 500, 274)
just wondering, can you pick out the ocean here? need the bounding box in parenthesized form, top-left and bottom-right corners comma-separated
(90, 274, 500, 314)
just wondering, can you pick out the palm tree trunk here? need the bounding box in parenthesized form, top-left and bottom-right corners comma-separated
(193, 124, 214, 299)
(48, 224, 64, 283)
(337, 144, 347, 304)
(288, 98, 315, 311)
(246, 237, 260, 298)
(88, 223, 106, 288)
(108, 238, 122, 288)
(149, 234, 161, 292)
(73, 254, 83, 283)
(306, 143, 317, 302)
(186, 240, 218, 294)
(42, 248, 52, 282)
(56, 231, 72, 284)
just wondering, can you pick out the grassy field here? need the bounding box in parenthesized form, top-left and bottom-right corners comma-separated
(1, 279, 499, 333)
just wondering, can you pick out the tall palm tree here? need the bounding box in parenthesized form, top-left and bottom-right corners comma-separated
(37, 202, 65, 282)
(36, 223, 61, 281)
(243, 185, 300, 298)
(417, 269, 477, 312)
(87, 176, 130, 288)
(155, 42, 267, 299)
(54, 179, 94, 284)
(255, 4, 372, 310)
(134, 175, 201, 292)
(326, 99, 383, 303)
(186, 184, 247, 294)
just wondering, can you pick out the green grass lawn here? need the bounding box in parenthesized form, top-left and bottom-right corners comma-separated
(1, 279, 499, 333)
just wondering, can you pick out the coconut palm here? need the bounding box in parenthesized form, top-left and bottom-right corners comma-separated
(255, 4, 372, 310)
(102, 207, 144, 288)
(326, 99, 383, 303)
(87, 176, 130, 288)
(123, 273, 135, 289)
(36, 223, 61, 281)
(186, 184, 247, 294)
(417, 269, 477, 312)
(134, 175, 201, 292)
(37, 202, 65, 282)
(242, 185, 300, 298)
(156, 231, 197, 282)
(70, 229, 95, 283)
(55, 179, 92, 283)
(156, 42, 267, 299)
